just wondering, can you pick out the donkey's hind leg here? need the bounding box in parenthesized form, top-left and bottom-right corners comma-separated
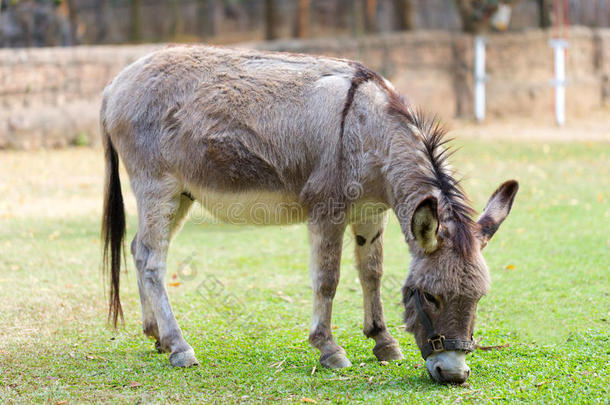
(132, 193, 194, 352)
(352, 212, 403, 362)
(132, 177, 198, 367)
(131, 237, 159, 343)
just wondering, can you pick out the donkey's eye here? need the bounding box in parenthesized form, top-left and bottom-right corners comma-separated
(423, 292, 439, 307)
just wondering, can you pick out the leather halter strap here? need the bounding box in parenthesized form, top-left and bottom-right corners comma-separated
(408, 288, 475, 359)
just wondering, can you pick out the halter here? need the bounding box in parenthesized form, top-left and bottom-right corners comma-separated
(406, 288, 475, 359)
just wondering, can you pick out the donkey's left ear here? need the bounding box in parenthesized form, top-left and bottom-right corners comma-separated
(411, 196, 440, 254)
(477, 180, 519, 248)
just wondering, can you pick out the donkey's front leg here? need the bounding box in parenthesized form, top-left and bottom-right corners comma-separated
(308, 220, 351, 369)
(352, 214, 403, 362)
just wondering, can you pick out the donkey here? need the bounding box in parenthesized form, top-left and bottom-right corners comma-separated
(101, 45, 518, 384)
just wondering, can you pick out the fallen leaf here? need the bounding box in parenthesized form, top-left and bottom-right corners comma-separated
(413, 363, 422, 369)
(476, 342, 510, 351)
(168, 282, 181, 287)
(505, 264, 515, 270)
(49, 231, 60, 241)
(129, 381, 142, 388)
(301, 398, 316, 403)
(597, 193, 604, 203)
(56, 401, 68, 405)
(172, 273, 178, 280)
(310, 365, 316, 376)
(380, 361, 389, 366)
(535, 381, 548, 388)
(277, 293, 293, 303)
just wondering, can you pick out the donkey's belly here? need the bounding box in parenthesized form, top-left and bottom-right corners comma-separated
(192, 188, 307, 225)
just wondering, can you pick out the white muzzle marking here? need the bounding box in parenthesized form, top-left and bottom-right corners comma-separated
(426, 351, 470, 384)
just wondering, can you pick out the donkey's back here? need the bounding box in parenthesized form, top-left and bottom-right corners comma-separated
(101, 46, 361, 196)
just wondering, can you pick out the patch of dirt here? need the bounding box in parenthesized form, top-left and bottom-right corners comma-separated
(0, 148, 136, 219)
(451, 114, 610, 142)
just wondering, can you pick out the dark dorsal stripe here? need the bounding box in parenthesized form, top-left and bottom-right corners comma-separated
(340, 63, 385, 141)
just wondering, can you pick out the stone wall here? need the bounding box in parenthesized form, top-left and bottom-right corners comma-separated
(1, 27, 609, 149)
(0, 44, 161, 148)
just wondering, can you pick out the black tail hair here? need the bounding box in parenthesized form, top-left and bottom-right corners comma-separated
(101, 134, 125, 327)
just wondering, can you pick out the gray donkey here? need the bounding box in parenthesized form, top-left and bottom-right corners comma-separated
(101, 45, 518, 384)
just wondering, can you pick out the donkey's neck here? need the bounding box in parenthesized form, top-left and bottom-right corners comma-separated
(380, 120, 455, 242)
(377, 110, 477, 259)
(385, 137, 439, 241)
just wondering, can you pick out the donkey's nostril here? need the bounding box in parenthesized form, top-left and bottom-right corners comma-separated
(435, 366, 444, 379)
(450, 370, 470, 384)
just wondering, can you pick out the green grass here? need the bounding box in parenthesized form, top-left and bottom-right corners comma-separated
(0, 140, 608, 403)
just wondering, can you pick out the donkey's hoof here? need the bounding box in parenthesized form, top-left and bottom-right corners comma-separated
(320, 351, 352, 369)
(373, 341, 404, 362)
(169, 348, 199, 367)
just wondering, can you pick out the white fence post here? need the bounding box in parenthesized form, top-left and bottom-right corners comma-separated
(549, 39, 569, 126)
(474, 36, 487, 123)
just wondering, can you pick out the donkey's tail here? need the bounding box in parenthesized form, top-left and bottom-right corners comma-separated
(101, 118, 125, 327)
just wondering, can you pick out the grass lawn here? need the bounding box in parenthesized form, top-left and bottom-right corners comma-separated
(0, 139, 608, 403)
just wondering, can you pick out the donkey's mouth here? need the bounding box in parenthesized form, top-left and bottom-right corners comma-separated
(426, 351, 471, 384)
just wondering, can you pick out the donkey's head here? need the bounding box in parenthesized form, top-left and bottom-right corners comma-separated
(402, 180, 519, 384)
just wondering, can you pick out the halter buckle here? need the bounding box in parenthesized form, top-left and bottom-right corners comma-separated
(428, 335, 445, 352)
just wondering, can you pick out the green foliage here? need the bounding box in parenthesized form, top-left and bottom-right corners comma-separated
(0, 140, 608, 403)
(72, 132, 89, 147)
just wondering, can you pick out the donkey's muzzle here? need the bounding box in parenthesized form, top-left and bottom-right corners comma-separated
(426, 351, 471, 384)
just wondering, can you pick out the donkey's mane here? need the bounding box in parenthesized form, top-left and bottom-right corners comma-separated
(388, 94, 477, 258)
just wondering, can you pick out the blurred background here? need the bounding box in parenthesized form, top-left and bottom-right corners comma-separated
(1, 0, 610, 148)
(2, 0, 610, 46)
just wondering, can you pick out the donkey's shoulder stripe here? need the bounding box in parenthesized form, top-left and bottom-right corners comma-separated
(340, 63, 384, 142)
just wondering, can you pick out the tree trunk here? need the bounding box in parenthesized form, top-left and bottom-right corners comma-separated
(95, 0, 108, 43)
(129, 0, 141, 43)
(293, 0, 310, 38)
(393, 0, 412, 30)
(455, 0, 476, 33)
(537, 0, 552, 28)
(66, 0, 78, 45)
(265, 0, 278, 40)
(169, 0, 183, 40)
(351, 0, 364, 36)
(364, 0, 377, 33)
(198, 0, 217, 39)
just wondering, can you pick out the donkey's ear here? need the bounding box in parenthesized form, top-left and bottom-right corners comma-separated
(411, 196, 440, 254)
(477, 180, 519, 248)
